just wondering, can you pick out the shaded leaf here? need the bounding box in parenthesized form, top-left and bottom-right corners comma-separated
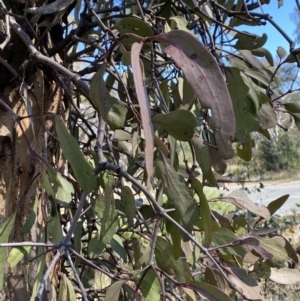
(152, 110, 197, 141)
(184, 282, 234, 301)
(236, 134, 252, 161)
(251, 48, 274, 66)
(55, 115, 96, 193)
(139, 269, 160, 301)
(267, 194, 289, 216)
(65, 275, 76, 300)
(90, 63, 127, 130)
(120, 186, 136, 227)
(256, 93, 277, 130)
(131, 42, 154, 187)
(234, 32, 267, 50)
(155, 30, 235, 159)
(225, 67, 260, 143)
(270, 268, 300, 284)
(114, 17, 153, 49)
(190, 134, 211, 176)
(284, 102, 300, 113)
(0, 213, 16, 290)
(155, 155, 200, 234)
(191, 176, 212, 247)
(155, 236, 189, 282)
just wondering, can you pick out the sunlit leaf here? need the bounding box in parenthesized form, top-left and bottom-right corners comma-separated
(223, 266, 264, 301)
(224, 190, 270, 220)
(277, 46, 287, 59)
(105, 280, 126, 301)
(258, 236, 288, 265)
(90, 63, 127, 130)
(270, 268, 300, 284)
(155, 30, 235, 159)
(7, 246, 31, 268)
(152, 110, 197, 141)
(55, 115, 97, 193)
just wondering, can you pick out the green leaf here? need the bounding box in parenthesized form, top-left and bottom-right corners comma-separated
(267, 194, 289, 216)
(155, 30, 235, 159)
(105, 280, 126, 301)
(7, 246, 31, 268)
(155, 155, 200, 234)
(0, 213, 16, 290)
(152, 110, 197, 141)
(55, 115, 96, 193)
(46, 165, 75, 207)
(120, 186, 136, 227)
(251, 47, 274, 66)
(48, 207, 64, 243)
(66, 275, 77, 300)
(155, 237, 190, 282)
(256, 93, 277, 130)
(90, 63, 127, 130)
(236, 134, 252, 161)
(277, 46, 287, 59)
(234, 32, 267, 50)
(284, 102, 300, 113)
(113, 17, 153, 49)
(225, 67, 260, 143)
(191, 177, 212, 247)
(139, 269, 161, 301)
(169, 16, 189, 31)
(258, 236, 288, 265)
(184, 282, 234, 301)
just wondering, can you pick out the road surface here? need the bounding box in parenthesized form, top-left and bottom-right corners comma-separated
(228, 181, 300, 216)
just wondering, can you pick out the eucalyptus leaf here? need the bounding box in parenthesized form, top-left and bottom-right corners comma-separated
(152, 110, 197, 141)
(55, 115, 97, 193)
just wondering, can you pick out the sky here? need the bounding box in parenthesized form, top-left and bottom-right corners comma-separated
(239, 0, 297, 57)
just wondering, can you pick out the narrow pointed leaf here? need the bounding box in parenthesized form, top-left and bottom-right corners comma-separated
(184, 282, 234, 301)
(0, 213, 16, 290)
(7, 246, 31, 268)
(155, 155, 200, 234)
(267, 194, 289, 216)
(120, 186, 136, 227)
(90, 63, 127, 130)
(55, 115, 96, 193)
(155, 30, 235, 159)
(105, 280, 126, 301)
(131, 42, 154, 187)
(191, 177, 212, 247)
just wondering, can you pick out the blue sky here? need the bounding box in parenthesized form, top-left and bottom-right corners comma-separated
(239, 1, 297, 57)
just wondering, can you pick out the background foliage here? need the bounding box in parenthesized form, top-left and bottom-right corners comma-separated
(1, 0, 300, 301)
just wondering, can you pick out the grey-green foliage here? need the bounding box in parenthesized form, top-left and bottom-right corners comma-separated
(257, 132, 300, 171)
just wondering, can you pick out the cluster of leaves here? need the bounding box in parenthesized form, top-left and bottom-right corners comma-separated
(2, 0, 300, 300)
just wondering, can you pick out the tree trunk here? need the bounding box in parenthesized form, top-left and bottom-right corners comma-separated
(0, 80, 63, 300)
